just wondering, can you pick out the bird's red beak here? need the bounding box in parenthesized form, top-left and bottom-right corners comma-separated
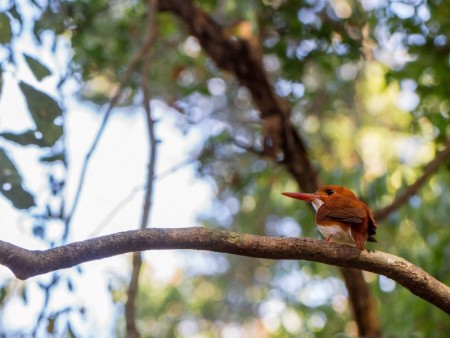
(282, 192, 316, 201)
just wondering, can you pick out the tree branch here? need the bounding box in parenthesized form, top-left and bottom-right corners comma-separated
(0, 227, 449, 315)
(374, 138, 450, 220)
(158, 0, 320, 193)
(125, 1, 159, 337)
(341, 267, 380, 337)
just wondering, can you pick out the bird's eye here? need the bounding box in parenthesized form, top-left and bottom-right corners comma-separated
(325, 189, 334, 195)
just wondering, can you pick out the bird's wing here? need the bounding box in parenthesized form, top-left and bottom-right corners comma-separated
(318, 198, 366, 224)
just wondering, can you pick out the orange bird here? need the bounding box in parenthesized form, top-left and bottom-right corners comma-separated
(282, 185, 377, 251)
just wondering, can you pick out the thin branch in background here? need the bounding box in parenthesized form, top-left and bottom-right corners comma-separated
(374, 138, 450, 221)
(88, 157, 198, 238)
(125, 1, 159, 337)
(31, 273, 60, 337)
(230, 136, 264, 156)
(87, 185, 144, 238)
(137, 3, 159, 233)
(156, 157, 198, 180)
(63, 1, 161, 241)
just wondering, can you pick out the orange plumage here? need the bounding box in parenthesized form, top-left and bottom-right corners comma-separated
(282, 185, 377, 251)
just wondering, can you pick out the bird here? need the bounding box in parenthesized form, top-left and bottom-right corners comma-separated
(282, 185, 377, 251)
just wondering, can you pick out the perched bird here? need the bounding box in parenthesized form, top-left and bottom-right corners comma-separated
(282, 185, 377, 251)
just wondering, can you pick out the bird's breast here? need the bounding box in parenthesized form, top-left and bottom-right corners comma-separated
(316, 222, 355, 246)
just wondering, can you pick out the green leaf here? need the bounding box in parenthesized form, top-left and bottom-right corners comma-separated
(0, 13, 12, 45)
(19, 82, 63, 146)
(1, 130, 50, 147)
(40, 151, 66, 164)
(0, 286, 8, 304)
(24, 54, 52, 81)
(9, 4, 23, 31)
(0, 148, 35, 209)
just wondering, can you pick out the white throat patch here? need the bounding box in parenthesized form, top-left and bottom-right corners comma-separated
(311, 198, 324, 212)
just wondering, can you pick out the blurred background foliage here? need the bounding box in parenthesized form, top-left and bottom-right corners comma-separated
(0, 0, 449, 337)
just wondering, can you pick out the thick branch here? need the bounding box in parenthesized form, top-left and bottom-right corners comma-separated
(1, 227, 449, 315)
(374, 138, 450, 220)
(158, 0, 319, 193)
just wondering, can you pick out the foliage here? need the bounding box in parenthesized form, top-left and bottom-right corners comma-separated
(0, 0, 449, 337)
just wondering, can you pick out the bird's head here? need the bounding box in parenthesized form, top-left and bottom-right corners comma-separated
(282, 185, 358, 211)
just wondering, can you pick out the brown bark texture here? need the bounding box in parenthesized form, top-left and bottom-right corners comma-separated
(0, 227, 449, 317)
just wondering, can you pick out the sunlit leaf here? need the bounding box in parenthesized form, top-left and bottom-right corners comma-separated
(0, 148, 35, 209)
(24, 54, 52, 81)
(0, 13, 12, 44)
(19, 82, 63, 146)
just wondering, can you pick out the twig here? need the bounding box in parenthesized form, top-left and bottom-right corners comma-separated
(88, 157, 197, 238)
(64, 0, 160, 240)
(125, 1, 159, 337)
(138, 1, 159, 232)
(1, 227, 449, 315)
(31, 273, 60, 336)
(230, 136, 264, 156)
(87, 185, 144, 238)
(374, 138, 450, 220)
(156, 157, 197, 180)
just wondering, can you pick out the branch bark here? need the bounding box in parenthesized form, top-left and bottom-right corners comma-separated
(1, 227, 449, 315)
